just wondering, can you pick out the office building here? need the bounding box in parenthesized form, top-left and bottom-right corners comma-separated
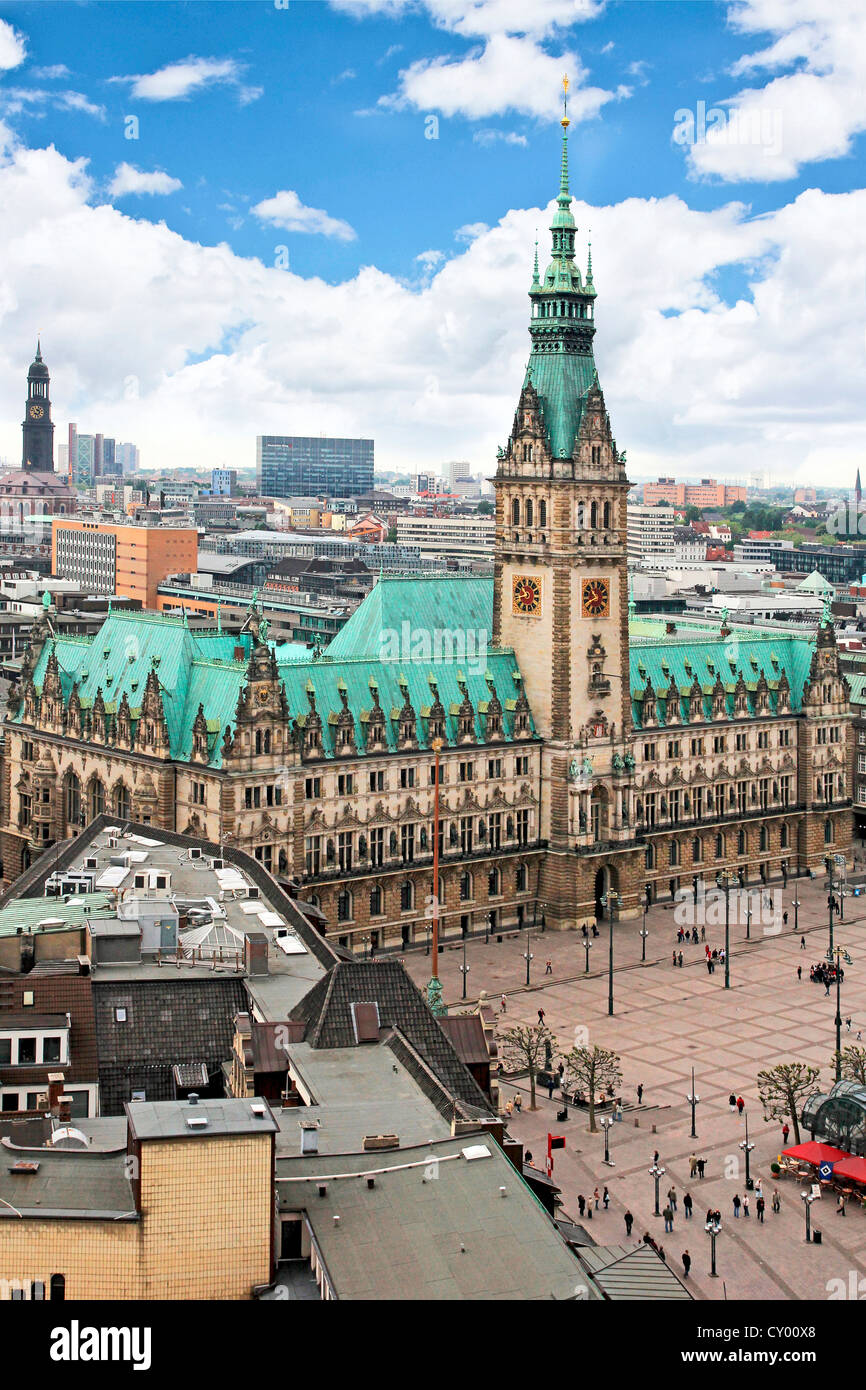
(256, 436, 373, 499)
(52, 520, 197, 608)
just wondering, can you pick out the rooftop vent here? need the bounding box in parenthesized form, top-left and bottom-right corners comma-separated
(317, 1183, 327, 1197)
(250, 1102, 266, 1118)
(8, 1161, 40, 1175)
(186, 1115, 209, 1130)
(362, 1134, 398, 1151)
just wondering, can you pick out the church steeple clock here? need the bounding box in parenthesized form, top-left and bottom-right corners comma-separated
(22, 340, 55, 473)
(493, 81, 631, 747)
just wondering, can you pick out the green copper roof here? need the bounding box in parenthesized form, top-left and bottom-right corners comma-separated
(325, 575, 493, 662)
(523, 352, 598, 461)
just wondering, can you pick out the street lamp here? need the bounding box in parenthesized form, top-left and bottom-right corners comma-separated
(602, 889, 619, 1017)
(705, 1215, 721, 1277)
(640, 900, 649, 963)
(716, 872, 736, 990)
(791, 894, 800, 934)
(740, 1112, 755, 1190)
(827, 862, 835, 956)
(827, 943, 853, 1080)
(649, 1162, 666, 1217)
(583, 937, 592, 974)
(459, 933, 470, 1001)
(523, 929, 533, 987)
(801, 1189, 818, 1243)
(745, 891, 752, 941)
(686, 1067, 700, 1139)
(600, 1115, 615, 1167)
(839, 886, 847, 922)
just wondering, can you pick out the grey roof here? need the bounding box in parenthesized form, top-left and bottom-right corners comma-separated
(289, 961, 493, 1119)
(276, 1136, 583, 1300)
(573, 1242, 694, 1300)
(93, 976, 247, 1114)
(0, 1146, 135, 1219)
(126, 1096, 278, 1141)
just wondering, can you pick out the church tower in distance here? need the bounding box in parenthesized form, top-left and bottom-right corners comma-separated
(22, 341, 55, 473)
(493, 79, 637, 928)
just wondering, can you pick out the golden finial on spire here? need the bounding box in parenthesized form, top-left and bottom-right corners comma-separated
(561, 73, 570, 129)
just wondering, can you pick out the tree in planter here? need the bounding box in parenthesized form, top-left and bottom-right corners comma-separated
(833, 1045, 866, 1085)
(562, 1044, 622, 1134)
(756, 1062, 820, 1146)
(498, 1022, 556, 1111)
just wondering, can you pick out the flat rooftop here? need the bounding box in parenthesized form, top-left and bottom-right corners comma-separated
(126, 1096, 279, 1141)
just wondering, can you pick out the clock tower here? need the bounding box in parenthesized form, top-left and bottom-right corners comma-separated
(22, 341, 55, 473)
(493, 81, 637, 927)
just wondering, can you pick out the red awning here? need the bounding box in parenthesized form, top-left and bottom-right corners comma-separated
(831, 1156, 866, 1184)
(781, 1142, 851, 1165)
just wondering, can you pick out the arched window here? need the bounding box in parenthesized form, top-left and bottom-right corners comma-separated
(669, 841, 679, 867)
(737, 829, 746, 856)
(337, 890, 352, 922)
(89, 779, 105, 820)
(539, 500, 547, 528)
(113, 784, 131, 820)
(369, 885, 383, 916)
(460, 870, 472, 902)
(715, 833, 725, 859)
(50, 1274, 65, 1301)
(692, 837, 702, 863)
(759, 825, 769, 852)
(400, 880, 414, 912)
(590, 500, 598, 529)
(515, 863, 527, 892)
(780, 823, 790, 849)
(65, 773, 81, 827)
(525, 498, 533, 527)
(825, 818, 833, 845)
(488, 867, 501, 896)
(255, 729, 262, 755)
(577, 501, 586, 528)
(645, 844, 654, 870)
(512, 497, 520, 526)
(603, 501, 612, 528)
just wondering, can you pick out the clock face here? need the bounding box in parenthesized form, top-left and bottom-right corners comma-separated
(582, 577, 610, 618)
(29, 403, 44, 419)
(256, 687, 270, 705)
(512, 574, 542, 617)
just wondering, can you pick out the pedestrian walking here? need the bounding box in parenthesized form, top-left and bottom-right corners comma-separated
(677, 951, 684, 968)
(577, 1194, 586, 1217)
(593, 1187, 600, 1210)
(545, 959, 552, 975)
(697, 1158, 706, 1179)
(689, 1153, 698, 1178)
(637, 1083, 644, 1105)
(653, 1149, 660, 1166)
(663, 1204, 674, 1233)
(797, 965, 802, 980)
(513, 1092, 522, 1113)
(624, 1209, 634, 1236)
(701, 925, 706, 941)
(505, 1098, 513, 1118)
(603, 1186, 610, 1210)
(772, 1189, 781, 1214)
(672, 950, 677, 967)
(668, 1185, 678, 1213)
(800, 935, 806, 949)
(743, 1194, 750, 1218)
(547, 1077, 555, 1100)
(755, 1179, 763, 1199)
(658, 1245, 666, 1263)
(537, 1007, 546, 1025)
(736, 1096, 745, 1116)
(859, 1031, 863, 1043)
(733, 1194, 741, 1218)
(836, 1195, 847, 1217)
(782, 1122, 790, 1145)
(500, 993, 507, 1013)
(846, 1016, 852, 1032)
(783, 911, 788, 926)
(728, 1093, 737, 1113)
(707, 959, 713, 975)
(825, 978, 831, 996)
(756, 1196, 765, 1223)
(682, 1250, 691, 1278)
(683, 1192, 693, 1219)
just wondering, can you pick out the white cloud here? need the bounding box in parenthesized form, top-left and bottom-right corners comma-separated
(30, 64, 71, 80)
(251, 190, 356, 241)
(0, 88, 105, 121)
(473, 128, 528, 146)
(416, 249, 445, 266)
(332, 0, 601, 40)
(0, 126, 862, 489)
(455, 222, 490, 240)
(113, 55, 261, 104)
(109, 163, 183, 197)
(684, 0, 866, 180)
(0, 19, 26, 71)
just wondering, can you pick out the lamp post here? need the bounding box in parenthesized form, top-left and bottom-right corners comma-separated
(649, 1162, 666, 1217)
(459, 933, 470, 1001)
(640, 901, 649, 963)
(716, 872, 735, 990)
(583, 937, 592, 974)
(600, 1115, 615, 1167)
(603, 889, 619, 1017)
(740, 1112, 755, 1190)
(523, 929, 533, 987)
(827, 862, 835, 956)
(839, 886, 846, 922)
(801, 1189, 818, 1243)
(705, 1215, 721, 1277)
(426, 737, 445, 1015)
(686, 1067, 700, 1139)
(745, 891, 752, 941)
(792, 894, 800, 934)
(827, 943, 853, 1081)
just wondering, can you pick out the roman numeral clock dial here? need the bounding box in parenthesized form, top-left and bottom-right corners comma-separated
(512, 575, 542, 617)
(581, 578, 610, 619)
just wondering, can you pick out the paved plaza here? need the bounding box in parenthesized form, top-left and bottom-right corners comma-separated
(404, 870, 866, 1301)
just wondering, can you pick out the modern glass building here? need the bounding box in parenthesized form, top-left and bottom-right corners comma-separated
(256, 435, 374, 499)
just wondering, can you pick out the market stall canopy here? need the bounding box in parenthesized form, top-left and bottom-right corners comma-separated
(781, 1142, 851, 1165)
(830, 1155, 866, 1184)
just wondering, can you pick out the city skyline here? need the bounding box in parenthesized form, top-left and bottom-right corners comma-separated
(0, 3, 862, 483)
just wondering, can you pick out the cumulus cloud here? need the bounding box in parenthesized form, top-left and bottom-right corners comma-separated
(0, 19, 26, 71)
(0, 87, 106, 120)
(0, 127, 862, 488)
(251, 190, 357, 241)
(683, 0, 866, 180)
(473, 127, 528, 146)
(112, 55, 261, 104)
(109, 163, 183, 197)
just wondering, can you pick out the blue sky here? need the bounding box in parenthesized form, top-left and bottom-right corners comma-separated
(0, 0, 863, 481)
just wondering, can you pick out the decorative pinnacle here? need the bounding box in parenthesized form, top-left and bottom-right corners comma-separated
(561, 73, 570, 130)
(586, 236, 593, 284)
(532, 234, 540, 286)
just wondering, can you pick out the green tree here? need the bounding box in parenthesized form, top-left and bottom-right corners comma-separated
(476, 499, 494, 515)
(562, 1044, 622, 1134)
(498, 1022, 556, 1111)
(834, 1045, 866, 1085)
(387, 525, 397, 542)
(756, 1062, 820, 1146)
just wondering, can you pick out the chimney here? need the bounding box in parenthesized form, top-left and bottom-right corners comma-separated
(47, 1072, 65, 1112)
(57, 1096, 72, 1124)
(244, 932, 269, 977)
